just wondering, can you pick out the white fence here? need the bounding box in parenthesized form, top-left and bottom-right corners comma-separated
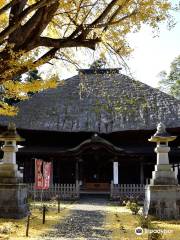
(28, 183, 80, 200)
(27, 183, 145, 201)
(110, 183, 145, 201)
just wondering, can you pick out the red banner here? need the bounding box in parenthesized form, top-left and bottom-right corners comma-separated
(35, 159, 51, 190)
(35, 159, 44, 189)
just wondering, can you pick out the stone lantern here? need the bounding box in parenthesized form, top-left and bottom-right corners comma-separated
(144, 123, 180, 219)
(148, 122, 177, 185)
(0, 123, 28, 218)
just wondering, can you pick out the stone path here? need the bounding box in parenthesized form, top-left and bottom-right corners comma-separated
(41, 196, 112, 240)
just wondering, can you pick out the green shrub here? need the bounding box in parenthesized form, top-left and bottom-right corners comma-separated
(138, 215, 152, 229)
(27, 196, 34, 210)
(126, 201, 140, 215)
(126, 200, 131, 208)
(120, 196, 129, 205)
(148, 228, 164, 240)
(38, 204, 49, 213)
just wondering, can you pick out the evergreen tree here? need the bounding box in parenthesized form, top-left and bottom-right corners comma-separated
(158, 55, 180, 99)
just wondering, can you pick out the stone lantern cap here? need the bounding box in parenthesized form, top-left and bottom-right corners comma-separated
(149, 122, 177, 142)
(0, 123, 24, 142)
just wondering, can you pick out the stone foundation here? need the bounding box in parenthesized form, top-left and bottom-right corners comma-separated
(0, 163, 28, 219)
(150, 164, 178, 185)
(144, 185, 180, 219)
(0, 183, 28, 219)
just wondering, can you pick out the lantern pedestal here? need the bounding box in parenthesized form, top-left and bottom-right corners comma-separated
(144, 123, 180, 219)
(0, 124, 28, 219)
(0, 183, 28, 219)
(144, 185, 180, 219)
(150, 144, 178, 185)
(0, 163, 22, 183)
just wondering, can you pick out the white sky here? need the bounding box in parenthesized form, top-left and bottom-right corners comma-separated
(127, 11, 180, 88)
(42, 2, 180, 89)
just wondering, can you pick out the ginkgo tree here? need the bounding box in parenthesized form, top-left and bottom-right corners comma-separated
(0, 0, 173, 115)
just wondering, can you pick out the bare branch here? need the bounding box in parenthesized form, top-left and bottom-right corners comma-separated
(90, 0, 120, 26)
(38, 37, 100, 50)
(0, 0, 58, 44)
(14, 1, 59, 49)
(110, 10, 138, 25)
(8, 0, 27, 42)
(9, 0, 27, 23)
(102, 1, 130, 32)
(95, 9, 138, 29)
(68, 0, 120, 40)
(0, 36, 100, 83)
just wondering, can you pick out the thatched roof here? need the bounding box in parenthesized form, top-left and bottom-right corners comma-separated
(0, 69, 180, 133)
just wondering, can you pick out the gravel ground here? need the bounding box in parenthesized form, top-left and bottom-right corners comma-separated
(41, 196, 112, 240)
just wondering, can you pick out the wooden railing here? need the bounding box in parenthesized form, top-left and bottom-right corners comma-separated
(27, 183, 145, 201)
(27, 183, 80, 200)
(110, 182, 145, 201)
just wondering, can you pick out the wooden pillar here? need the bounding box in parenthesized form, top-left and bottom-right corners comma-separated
(78, 159, 83, 186)
(113, 162, 119, 184)
(140, 163, 144, 184)
(75, 160, 79, 185)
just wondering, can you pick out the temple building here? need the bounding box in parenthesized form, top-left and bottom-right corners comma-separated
(0, 68, 180, 192)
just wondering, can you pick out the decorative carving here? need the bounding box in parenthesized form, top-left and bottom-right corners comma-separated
(157, 122, 166, 134)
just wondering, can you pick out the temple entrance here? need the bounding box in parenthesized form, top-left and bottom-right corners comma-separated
(81, 152, 112, 192)
(52, 134, 125, 193)
(73, 134, 124, 193)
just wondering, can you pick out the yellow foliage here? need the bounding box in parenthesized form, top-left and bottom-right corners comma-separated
(4, 76, 58, 99)
(0, 101, 18, 116)
(105, 205, 180, 240)
(0, 201, 73, 240)
(0, 0, 173, 116)
(0, 75, 58, 116)
(0, 0, 8, 29)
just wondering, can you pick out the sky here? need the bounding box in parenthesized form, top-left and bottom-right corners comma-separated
(127, 11, 180, 88)
(42, 1, 180, 89)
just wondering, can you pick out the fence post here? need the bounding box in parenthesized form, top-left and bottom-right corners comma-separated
(26, 213, 31, 237)
(42, 205, 46, 224)
(110, 181, 112, 199)
(57, 196, 60, 213)
(76, 182, 79, 199)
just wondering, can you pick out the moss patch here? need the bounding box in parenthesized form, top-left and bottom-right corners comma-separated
(0, 201, 73, 240)
(105, 204, 180, 240)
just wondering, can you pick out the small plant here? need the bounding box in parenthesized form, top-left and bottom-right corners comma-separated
(148, 227, 164, 240)
(38, 204, 49, 213)
(122, 200, 126, 206)
(0, 222, 18, 235)
(0, 225, 11, 234)
(27, 196, 33, 210)
(138, 215, 152, 229)
(126, 201, 140, 215)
